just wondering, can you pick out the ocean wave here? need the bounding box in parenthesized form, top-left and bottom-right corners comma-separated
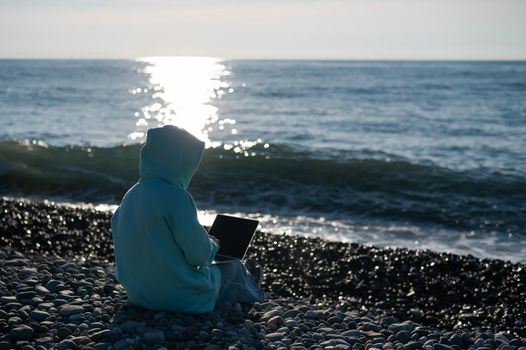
(1, 140, 524, 233)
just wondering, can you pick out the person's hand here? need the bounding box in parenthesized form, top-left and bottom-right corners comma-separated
(210, 235, 220, 248)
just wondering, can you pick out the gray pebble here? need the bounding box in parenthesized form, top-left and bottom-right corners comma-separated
(91, 329, 112, 342)
(266, 332, 285, 342)
(0, 296, 17, 304)
(59, 304, 84, 316)
(474, 338, 485, 347)
(35, 286, 50, 295)
(283, 309, 302, 319)
(305, 310, 319, 319)
(35, 337, 52, 345)
(268, 315, 284, 326)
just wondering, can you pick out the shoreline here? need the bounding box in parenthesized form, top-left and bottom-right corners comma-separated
(0, 197, 525, 349)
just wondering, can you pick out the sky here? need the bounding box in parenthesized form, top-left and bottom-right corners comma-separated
(1, 0, 525, 60)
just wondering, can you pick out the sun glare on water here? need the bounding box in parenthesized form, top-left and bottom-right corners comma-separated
(130, 56, 231, 147)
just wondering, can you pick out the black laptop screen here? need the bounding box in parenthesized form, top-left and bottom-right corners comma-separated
(208, 214, 259, 259)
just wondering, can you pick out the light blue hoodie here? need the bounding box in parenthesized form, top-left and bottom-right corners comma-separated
(111, 125, 221, 314)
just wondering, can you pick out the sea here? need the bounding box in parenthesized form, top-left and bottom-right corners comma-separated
(0, 58, 525, 262)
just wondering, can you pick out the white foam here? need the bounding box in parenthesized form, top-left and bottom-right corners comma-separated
(198, 209, 526, 263)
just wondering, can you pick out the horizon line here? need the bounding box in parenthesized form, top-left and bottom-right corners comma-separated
(1, 56, 526, 62)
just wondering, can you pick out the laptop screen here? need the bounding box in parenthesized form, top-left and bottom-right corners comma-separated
(208, 214, 259, 259)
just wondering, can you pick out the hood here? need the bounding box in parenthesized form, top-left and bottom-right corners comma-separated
(139, 125, 205, 189)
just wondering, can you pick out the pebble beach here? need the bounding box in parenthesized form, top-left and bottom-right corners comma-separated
(0, 197, 525, 350)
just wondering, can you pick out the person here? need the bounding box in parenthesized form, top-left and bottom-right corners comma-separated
(111, 125, 265, 314)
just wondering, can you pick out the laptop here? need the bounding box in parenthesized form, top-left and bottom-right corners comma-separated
(208, 214, 259, 263)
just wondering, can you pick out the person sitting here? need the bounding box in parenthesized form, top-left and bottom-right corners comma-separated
(111, 125, 265, 313)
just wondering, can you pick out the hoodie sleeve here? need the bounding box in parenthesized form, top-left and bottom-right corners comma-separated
(167, 192, 218, 266)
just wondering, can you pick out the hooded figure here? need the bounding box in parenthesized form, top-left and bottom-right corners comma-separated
(111, 125, 220, 313)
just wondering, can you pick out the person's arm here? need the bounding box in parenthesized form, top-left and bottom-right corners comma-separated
(168, 192, 218, 266)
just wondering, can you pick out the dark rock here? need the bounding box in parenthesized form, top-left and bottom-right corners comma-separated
(30, 310, 50, 321)
(59, 305, 84, 316)
(144, 330, 164, 345)
(10, 325, 34, 340)
(90, 330, 111, 342)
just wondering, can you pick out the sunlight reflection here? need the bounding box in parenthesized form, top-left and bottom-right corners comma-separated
(129, 56, 268, 156)
(132, 56, 230, 147)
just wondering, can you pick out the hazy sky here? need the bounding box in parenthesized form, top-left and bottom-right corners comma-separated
(1, 0, 525, 59)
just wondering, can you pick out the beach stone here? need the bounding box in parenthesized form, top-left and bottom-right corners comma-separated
(45, 280, 64, 292)
(113, 340, 128, 350)
(5, 259, 28, 267)
(59, 305, 84, 316)
(71, 335, 91, 345)
(285, 319, 298, 328)
(362, 322, 382, 332)
(53, 299, 68, 307)
(78, 323, 89, 332)
(268, 315, 284, 326)
(182, 326, 197, 339)
(433, 344, 454, 350)
(396, 331, 410, 343)
(0, 310, 8, 319)
(35, 286, 50, 295)
(510, 340, 523, 347)
(94, 342, 111, 350)
(283, 309, 302, 319)
(405, 341, 423, 350)
(90, 329, 112, 342)
(17, 291, 36, 300)
(305, 310, 320, 319)
(474, 338, 485, 347)
(120, 320, 146, 333)
(342, 330, 364, 338)
(198, 330, 210, 342)
(261, 309, 282, 321)
(8, 316, 23, 325)
(225, 330, 238, 338)
(266, 332, 285, 342)
(328, 316, 343, 324)
(448, 335, 461, 346)
(58, 339, 77, 349)
(69, 312, 84, 321)
(18, 268, 37, 278)
(35, 337, 53, 346)
(382, 317, 399, 326)
(211, 328, 223, 338)
(0, 342, 11, 350)
(30, 310, 50, 321)
(204, 345, 221, 350)
(144, 330, 165, 344)
(0, 296, 17, 304)
(4, 302, 22, 311)
(89, 322, 105, 329)
(10, 324, 34, 340)
(57, 327, 73, 338)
